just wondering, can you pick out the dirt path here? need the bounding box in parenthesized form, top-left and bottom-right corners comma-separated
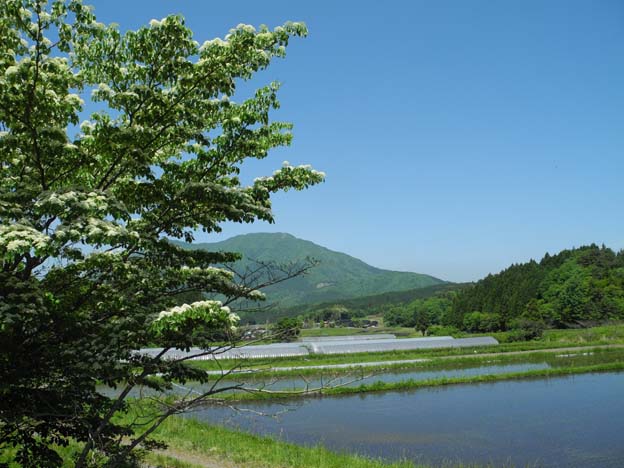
(152, 446, 244, 468)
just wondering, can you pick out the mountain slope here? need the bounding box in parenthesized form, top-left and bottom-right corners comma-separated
(176, 232, 445, 307)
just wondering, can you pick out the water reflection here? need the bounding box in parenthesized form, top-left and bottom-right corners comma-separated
(196, 372, 624, 467)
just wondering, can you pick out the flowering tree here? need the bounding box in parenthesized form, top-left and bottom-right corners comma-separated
(0, 1, 324, 465)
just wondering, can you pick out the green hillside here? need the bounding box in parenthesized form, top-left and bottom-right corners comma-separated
(175, 232, 445, 307)
(449, 244, 624, 330)
(247, 282, 469, 323)
(292, 282, 468, 315)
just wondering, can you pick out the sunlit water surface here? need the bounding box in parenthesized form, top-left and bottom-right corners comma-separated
(194, 372, 624, 467)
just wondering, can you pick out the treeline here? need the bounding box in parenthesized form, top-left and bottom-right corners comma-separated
(241, 282, 466, 324)
(449, 244, 624, 331)
(383, 292, 457, 335)
(382, 245, 624, 337)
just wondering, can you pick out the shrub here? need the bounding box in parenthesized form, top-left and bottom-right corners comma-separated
(427, 325, 463, 337)
(462, 312, 502, 332)
(506, 318, 546, 342)
(272, 317, 303, 342)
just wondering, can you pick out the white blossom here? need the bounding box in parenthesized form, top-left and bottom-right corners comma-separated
(248, 290, 266, 300)
(199, 38, 227, 52)
(80, 120, 95, 132)
(0, 223, 51, 256)
(235, 24, 256, 33)
(64, 94, 84, 106)
(155, 300, 239, 325)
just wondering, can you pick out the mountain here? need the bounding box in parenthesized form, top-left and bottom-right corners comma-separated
(297, 282, 469, 314)
(175, 232, 445, 307)
(236, 282, 468, 324)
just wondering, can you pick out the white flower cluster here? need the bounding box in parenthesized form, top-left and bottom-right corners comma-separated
(0, 223, 50, 255)
(199, 38, 228, 52)
(35, 191, 108, 213)
(180, 265, 232, 278)
(84, 218, 124, 239)
(4, 66, 19, 77)
(64, 94, 84, 107)
(156, 300, 240, 325)
(52, 217, 138, 245)
(255, 163, 327, 181)
(256, 32, 272, 42)
(247, 289, 266, 300)
(235, 24, 256, 33)
(92, 83, 115, 100)
(79, 120, 95, 132)
(252, 175, 270, 184)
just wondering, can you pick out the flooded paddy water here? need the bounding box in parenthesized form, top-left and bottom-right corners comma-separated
(99, 349, 624, 466)
(196, 372, 624, 467)
(100, 348, 624, 395)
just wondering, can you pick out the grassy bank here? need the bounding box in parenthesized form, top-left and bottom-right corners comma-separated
(139, 415, 489, 468)
(193, 346, 624, 381)
(1, 413, 423, 468)
(188, 342, 542, 372)
(299, 322, 624, 343)
(325, 361, 624, 397)
(300, 325, 419, 338)
(0, 414, 423, 468)
(139, 361, 624, 467)
(216, 361, 624, 402)
(8, 359, 624, 468)
(140, 416, 421, 468)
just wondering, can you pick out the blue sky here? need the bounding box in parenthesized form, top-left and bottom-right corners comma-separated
(90, 0, 624, 282)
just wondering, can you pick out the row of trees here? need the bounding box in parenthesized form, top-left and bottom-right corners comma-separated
(383, 245, 624, 337)
(383, 293, 456, 335)
(449, 244, 624, 330)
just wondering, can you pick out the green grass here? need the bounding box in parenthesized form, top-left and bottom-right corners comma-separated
(189, 341, 621, 373)
(140, 414, 495, 468)
(0, 441, 96, 468)
(130, 355, 623, 467)
(139, 415, 421, 468)
(190, 323, 624, 373)
(193, 347, 624, 382)
(300, 325, 421, 338)
(218, 361, 624, 402)
(2, 412, 424, 468)
(145, 453, 203, 468)
(541, 323, 624, 343)
(325, 361, 624, 396)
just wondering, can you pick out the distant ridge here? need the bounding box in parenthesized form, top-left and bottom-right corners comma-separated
(175, 232, 446, 307)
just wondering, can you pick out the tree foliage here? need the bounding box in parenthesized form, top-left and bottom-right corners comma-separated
(450, 245, 624, 330)
(271, 317, 303, 342)
(0, 1, 322, 465)
(383, 293, 455, 332)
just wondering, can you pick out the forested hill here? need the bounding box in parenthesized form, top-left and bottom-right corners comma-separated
(449, 244, 624, 328)
(175, 233, 445, 307)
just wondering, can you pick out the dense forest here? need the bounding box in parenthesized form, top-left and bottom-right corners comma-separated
(240, 283, 465, 324)
(383, 292, 457, 335)
(384, 245, 624, 335)
(451, 244, 624, 330)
